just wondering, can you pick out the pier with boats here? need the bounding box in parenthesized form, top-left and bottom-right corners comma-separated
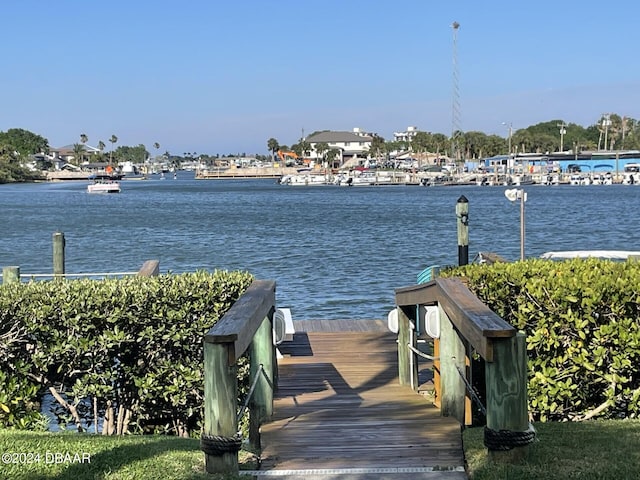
(191, 150, 640, 187)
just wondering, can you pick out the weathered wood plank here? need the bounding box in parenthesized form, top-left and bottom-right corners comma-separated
(259, 330, 464, 471)
(439, 311, 467, 424)
(137, 260, 160, 277)
(203, 342, 238, 473)
(2, 266, 20, 285)
(204, 279, 275, 363)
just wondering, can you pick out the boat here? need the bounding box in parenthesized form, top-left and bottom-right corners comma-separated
(279, 173, 329, 186)
(622, 163, 640, 185)
(87, 174, 121, 193)
(540, 250, 640, 260)
(512, 174, 534, 186)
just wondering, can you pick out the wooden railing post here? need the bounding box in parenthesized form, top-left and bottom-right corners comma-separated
(397, 307, 417, 389)
(248, 312, 275, 449)
(203, 341, 239, 474)
(439, 310, 467, 424)
(485, 332, 530, 462)
(52, 232, 65, 277)
(2, 266, 20, 285)
(201, 279, 276, 475)
(137, 260, 160, 276)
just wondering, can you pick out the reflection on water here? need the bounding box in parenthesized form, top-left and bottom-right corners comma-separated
(2, 174, 639, 320)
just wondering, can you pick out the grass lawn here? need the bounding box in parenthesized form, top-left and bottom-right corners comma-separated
(463, 419, 640, 480)
(3, 420, 640, 479)
(0, 430, 257, 480)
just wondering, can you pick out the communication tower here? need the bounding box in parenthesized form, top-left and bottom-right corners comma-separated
(451, 21, 461, 163)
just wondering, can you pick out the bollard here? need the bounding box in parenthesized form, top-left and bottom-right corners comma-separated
(53, 232, 65, 277)
(456, 196, 469, 266)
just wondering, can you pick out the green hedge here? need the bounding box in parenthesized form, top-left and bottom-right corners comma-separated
(443, 259, 640, 422)
(0, 270, 254, 435)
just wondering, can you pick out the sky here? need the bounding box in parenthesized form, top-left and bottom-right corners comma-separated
(2, 0, 639, 156)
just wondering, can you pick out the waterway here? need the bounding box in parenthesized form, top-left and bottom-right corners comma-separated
(2, 171, 639, 320)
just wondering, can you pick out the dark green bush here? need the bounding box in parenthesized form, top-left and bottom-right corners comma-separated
(444, 259, 640, 422)
(0, 270, 253, 435)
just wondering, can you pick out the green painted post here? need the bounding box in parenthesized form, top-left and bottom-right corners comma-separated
(397, 307, 417, 389)
(248, 315, 275, 449)
(52, 232, 65, 278)
(485, 332, 530, 463)
(439, 311, 467, 423)
(456, 196, 469, 266)
(203, 341, 238, 474)
(3, 266, 20, 285)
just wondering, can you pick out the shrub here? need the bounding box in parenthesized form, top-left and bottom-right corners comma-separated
(443, 259, 640, 421)
(0, 270, 253, 435)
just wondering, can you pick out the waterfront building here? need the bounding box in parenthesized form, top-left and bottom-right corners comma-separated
(482, 150, 640, 174)
(393, 126, 419, 144)
(305, 128, 374, 167)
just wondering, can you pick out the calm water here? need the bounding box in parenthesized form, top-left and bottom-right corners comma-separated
(2, 172, 639, 320)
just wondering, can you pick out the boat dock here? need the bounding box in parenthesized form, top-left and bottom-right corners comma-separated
(254, 319, 466, 479)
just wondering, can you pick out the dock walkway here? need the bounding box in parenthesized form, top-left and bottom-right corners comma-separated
(252, 319, 467, 479)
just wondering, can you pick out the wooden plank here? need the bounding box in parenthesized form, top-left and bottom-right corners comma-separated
(486, 332, 530, 463)
(2, 266, 20, 285)
(203, 342, 238, 473)
(248, 315, 275, 449)
(439, 311, 466, 424)
(204, 279, 275, 363)
(137, 260, 160, 277)
(259, 330, 464, 471)
(397, 306, 414, 388)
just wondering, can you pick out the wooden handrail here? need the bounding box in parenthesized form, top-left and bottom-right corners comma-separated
(204, 279, 276, 364)
(395, 277, 515, 361)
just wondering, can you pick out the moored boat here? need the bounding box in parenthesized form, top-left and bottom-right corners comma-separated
(87, 174, 121, 193)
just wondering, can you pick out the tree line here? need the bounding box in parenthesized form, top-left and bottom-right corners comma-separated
(268, 113, 640, 163)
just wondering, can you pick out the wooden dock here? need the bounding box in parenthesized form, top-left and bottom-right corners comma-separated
(256, 320, 466, 478)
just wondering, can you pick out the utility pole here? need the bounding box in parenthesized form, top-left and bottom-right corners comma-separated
(557, 122, 567, 152)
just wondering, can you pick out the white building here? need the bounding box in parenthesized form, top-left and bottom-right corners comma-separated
(305, 128, 374, 166)
(393, 126, 419, 144)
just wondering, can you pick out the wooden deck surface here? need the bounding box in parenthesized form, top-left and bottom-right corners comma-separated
(259, 320, 465, 472)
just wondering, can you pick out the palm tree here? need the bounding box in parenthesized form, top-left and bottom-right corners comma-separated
(109, 135, 118, 165)
(314, 142, 329, 167)
(79, 134, 88, 164)
(97, 140, 106, 161)
(72, 143, 85, 166)
(267, 138, 279, 162)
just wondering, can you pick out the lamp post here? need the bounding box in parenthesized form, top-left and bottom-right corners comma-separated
(502, 122, 513, 156)
(504, 188, 527, 260)
(557, 122, 567, 152)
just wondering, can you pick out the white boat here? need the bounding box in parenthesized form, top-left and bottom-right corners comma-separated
(569, 174, 585, 185)
(280, 173, 329, 186)
(512, 174, 534, 186)
(87, 175, 121, 193)
(622, 163, 640, 185)
(541, 250, 640, 260)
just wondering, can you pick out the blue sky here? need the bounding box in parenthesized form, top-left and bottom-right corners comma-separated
(2, 0, 638, 156)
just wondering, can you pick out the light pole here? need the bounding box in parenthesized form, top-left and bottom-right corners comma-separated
(502, 122, 513, 175)
(502, 122, 513, 156)
(557, 122, 567, 152)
